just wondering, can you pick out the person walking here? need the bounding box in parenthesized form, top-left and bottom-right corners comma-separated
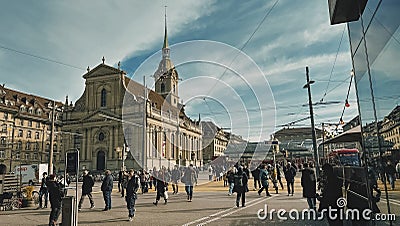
(171, 165, 181, 195)
(385, 161, 396, 190)
(227, 167, 236, 196)
(233, 166, 249, 207)
(318, 163, 343, 226)
(153, 169, 168, 205)
(301, 163, 317, 209)
(396, 161, 400, 179)
(101, 170, 113, 211)
(46, 174, 64, 226)
(38, 172, 48, 209)
(118, 168, 123, 192)
(125, 170, 139, 221)
(182, 164, 197, 202)
(258, 164, 271, 197)
(121, 170, 129, 198)
(208, 165, 214, 181)
(276, 164, 284, 190)
(284, 162, 296, 196)
(78, 170, 95, 211)
(251, 166, 261, 190)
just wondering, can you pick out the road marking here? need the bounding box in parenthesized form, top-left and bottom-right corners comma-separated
(197, 196, 274, 226)
(389, 199, 400, 206)
(182, 196, 273, 226)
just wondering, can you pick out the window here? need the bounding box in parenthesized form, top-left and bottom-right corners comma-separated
(34, 142, 39, 151)
(53, 144, 57, 151)
(20, 119, 24, 126)
(28, 121, 32, 127)
(35, 132, 40, 139)
(15, 153, 20, 159)
(99, 132, 105, 141)
(36, 122, 40, 128)
(0, 150, 4, 158)
(101, 88, 107, 107)
(18, 129, 23, 137)
(3, 112, 8, 120)
(1, 137, 6, 145)
(33, 153, 38, 160)
(17, 141, 22, 150)
(26, 142, 31, 150)
(25, 153, 29, 160)
(1, 124, 6, 133)
(161, 83, 166, 93)
(27, 130, 31, 138)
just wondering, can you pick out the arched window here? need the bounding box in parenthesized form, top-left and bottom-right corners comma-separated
(101, 88, 107, 107)
(161, 83, 165, 93)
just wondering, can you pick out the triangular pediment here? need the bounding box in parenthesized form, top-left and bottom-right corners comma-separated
(79, 109, 122, 123)
(83, 63, 125, 79)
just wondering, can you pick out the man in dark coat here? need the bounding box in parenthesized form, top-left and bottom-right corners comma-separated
(251, 166, 261, 190)
(233, 166, 249, 207)
(101, 170, 113, 211)
(125, 170, 139, 221)
(284, 162, 296, 196)
(171, 165, 181, 194)
(46, 174, 64, 226)
(38, 172, 48, 209)
(318, 163, 343, 226)
(301, 163, 316, 209)
(78, 170, 95, 211)
(153, 169, 168, 205)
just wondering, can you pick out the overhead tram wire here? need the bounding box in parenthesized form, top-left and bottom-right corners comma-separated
(320, 25, 346, 102)
(0, 44, 86, 71)
(204, 0, 280, 97)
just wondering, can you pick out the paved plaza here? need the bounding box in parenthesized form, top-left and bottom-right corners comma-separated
(1, 175, 399, 226)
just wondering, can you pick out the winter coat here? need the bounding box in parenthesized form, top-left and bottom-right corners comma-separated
(101, 174, 113, 192)
(46, 180, 64, 208)
(233, 171, 249, 193)
(126, 175, 140, 199)
(182, 167, 197, 186)
(259, 169, 269, 188)
(284, 166, 296, 182)
(251, 168, 260, 180)
(301, 167, 316, 198)
(82, 174, 95, 195)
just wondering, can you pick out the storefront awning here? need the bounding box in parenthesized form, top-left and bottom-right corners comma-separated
(323, 125, 362, 144)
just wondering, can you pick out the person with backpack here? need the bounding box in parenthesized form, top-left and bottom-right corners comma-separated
(284, 162, 296, 196)
(38, 172, 48, 209)
(233, 166, 249, 207)
(125, 170, 140, 221)
(78, 170, 95, 211)
(258, 164, 271, 196)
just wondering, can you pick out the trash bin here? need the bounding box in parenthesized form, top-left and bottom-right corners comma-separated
(62, 196, 75, 226)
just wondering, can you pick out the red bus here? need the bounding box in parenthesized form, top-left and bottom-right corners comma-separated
(328, 149, 361, 166)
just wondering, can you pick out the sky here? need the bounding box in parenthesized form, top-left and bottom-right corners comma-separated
(0, 0, 359, 141)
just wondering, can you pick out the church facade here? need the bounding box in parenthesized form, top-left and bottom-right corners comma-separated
(61, 20, 203, 172)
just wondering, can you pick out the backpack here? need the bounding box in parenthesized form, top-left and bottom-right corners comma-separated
(234, 174, 243, 187)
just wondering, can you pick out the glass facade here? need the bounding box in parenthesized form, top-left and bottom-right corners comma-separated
(348, 0, 400, 221)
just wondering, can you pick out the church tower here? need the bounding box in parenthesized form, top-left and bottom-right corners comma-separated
(154, 8, 179, 107)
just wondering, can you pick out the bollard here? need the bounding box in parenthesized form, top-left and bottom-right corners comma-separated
(62, 196, 75, 226)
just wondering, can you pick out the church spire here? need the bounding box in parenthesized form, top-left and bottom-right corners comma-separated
(163, 6, 169, 49)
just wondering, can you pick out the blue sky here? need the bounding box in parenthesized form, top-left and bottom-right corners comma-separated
(0, 0, 359, 141)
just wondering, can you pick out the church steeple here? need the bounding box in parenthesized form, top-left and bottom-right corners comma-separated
(163, 6, 168, 49)
(153, 6, 179, 108)
(162, 6, 170, 59)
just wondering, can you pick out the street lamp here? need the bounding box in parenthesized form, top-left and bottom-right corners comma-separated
(47, 101, 63, 175)
(303, 66, 320, 178)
